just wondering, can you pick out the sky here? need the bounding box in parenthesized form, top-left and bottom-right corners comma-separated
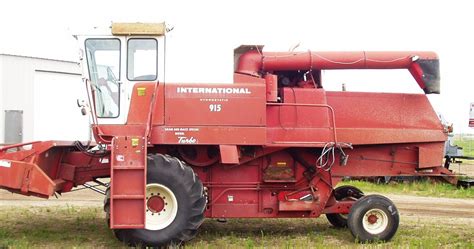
(0, 0, 473, 133)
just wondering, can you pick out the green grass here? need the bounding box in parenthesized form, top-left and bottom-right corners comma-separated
(339, 180, 474, 199)
(0, 206, 123, 248)
(1, 181, 473, 248)
(0, 206, 472, 248)
(453, 138, 474, 157)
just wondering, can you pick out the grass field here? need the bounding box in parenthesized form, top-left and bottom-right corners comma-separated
(341, 180, 474, 199)
(0, 206, 473, 248)
(1, 180, 474, 248)
(454, 137, 474, 157)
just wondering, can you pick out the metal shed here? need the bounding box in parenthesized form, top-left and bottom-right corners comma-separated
(0, 54, 90, 144)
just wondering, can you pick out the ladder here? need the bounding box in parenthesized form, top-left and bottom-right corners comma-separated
(110, 136, 147, 229)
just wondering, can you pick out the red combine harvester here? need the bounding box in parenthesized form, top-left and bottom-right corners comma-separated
(0, 23, 455, 246)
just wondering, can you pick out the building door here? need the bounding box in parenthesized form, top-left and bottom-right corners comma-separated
(4, 110, 23, 144)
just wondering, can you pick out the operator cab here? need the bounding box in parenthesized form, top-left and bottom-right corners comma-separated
(76, 23, 166, 124)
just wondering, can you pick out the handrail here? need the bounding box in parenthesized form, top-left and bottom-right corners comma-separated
(266, 102, 338, 144)
(84, 78, 111, 144)
(145, 81, 160, 140)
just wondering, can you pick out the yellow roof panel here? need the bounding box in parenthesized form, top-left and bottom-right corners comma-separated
(111, 22, 166, 36)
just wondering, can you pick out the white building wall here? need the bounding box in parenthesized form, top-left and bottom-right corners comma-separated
(33, 71, 90, 141)
(1, 55, 35, 143)
(0, 57, 3, 143)
(0, 54, 89, 144)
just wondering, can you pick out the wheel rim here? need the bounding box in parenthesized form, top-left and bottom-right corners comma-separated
(362, 208, 389, 235)
(145, 183, 178, 230)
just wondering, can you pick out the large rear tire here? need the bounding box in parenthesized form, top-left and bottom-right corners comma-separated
(104, 154, 206, 247)
(347, 194, 399, 242)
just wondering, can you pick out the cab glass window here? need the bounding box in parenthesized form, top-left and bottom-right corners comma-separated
(127, 39, 158, 81)
(85, 39, 121, 118)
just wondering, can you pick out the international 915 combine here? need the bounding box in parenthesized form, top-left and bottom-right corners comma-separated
(0, 23, 456, 246)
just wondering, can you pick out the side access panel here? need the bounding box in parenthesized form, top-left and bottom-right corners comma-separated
(110, 136, 147, 229)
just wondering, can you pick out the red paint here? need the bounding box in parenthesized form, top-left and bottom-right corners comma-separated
(110, 136, 147, 228)
(164, 83, 266, 126)
(368, 214, 378, 224)
(237, 50, 438, 93)
(147, 196, 165, 213)
(0, 47, 454, 229)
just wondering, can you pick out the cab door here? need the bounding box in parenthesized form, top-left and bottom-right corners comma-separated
(120, 36, 164, 124)
(82, 36, 125, 124)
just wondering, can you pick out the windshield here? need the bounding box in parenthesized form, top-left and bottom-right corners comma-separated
(85, 39, 121, 118)
(128, 38, 158, 81)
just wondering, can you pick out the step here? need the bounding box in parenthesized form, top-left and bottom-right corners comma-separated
(110, 136, 147, 229)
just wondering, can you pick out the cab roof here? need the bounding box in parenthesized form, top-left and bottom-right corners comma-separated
(111, 22, 166, 36)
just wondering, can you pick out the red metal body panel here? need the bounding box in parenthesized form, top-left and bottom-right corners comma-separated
(218, 145, 239, 164)
(127, 83, 163, 125)
(327, 92, 442, 130)
(326, 92, 446, 144)
(0, 161, 57, 197)
(266, 88, 333, 146)
(61, 152, 110, 185)
(151, 126, 266, 145)
(164, 83, 266, 126)
(0, 141, 79, 197)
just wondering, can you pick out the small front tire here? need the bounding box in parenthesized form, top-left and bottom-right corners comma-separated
(347, 194, 399, 242)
